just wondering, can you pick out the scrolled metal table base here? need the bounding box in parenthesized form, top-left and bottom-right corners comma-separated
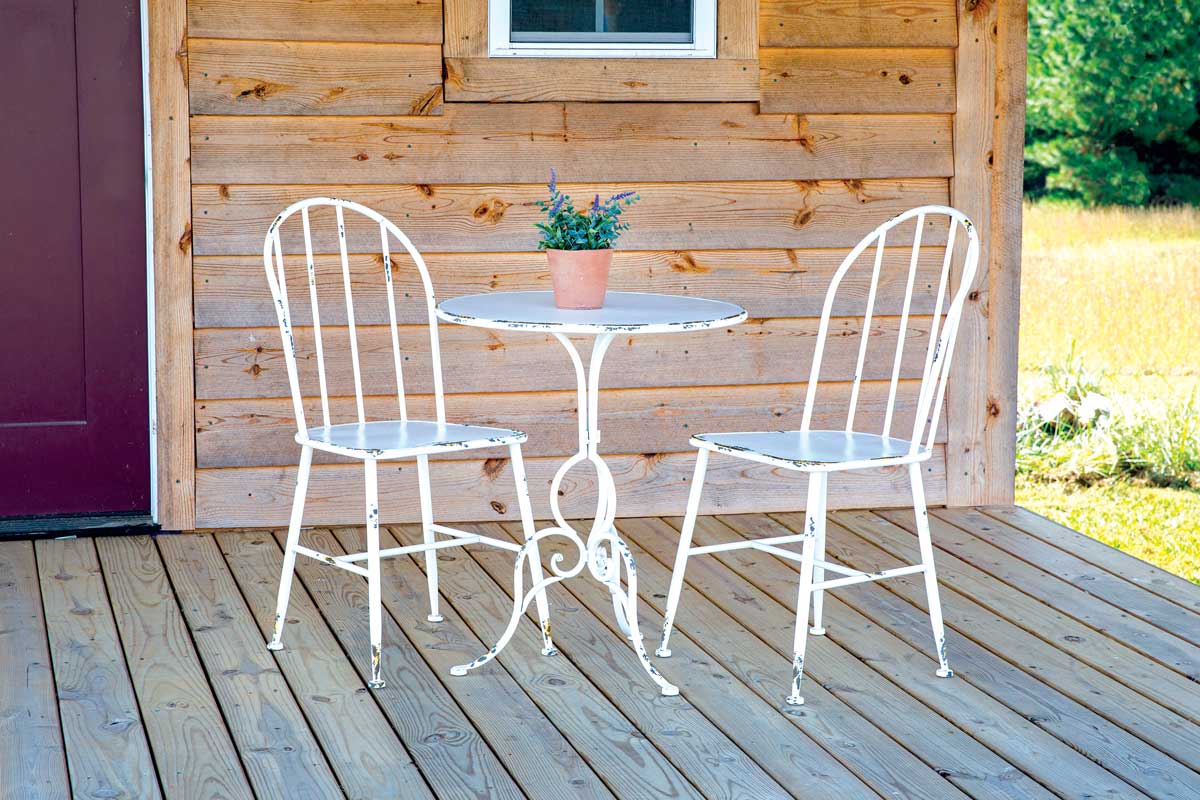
(451, 332, 679, 696)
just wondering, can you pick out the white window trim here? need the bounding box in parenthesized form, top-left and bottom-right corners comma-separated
(488, 0, 717, 58)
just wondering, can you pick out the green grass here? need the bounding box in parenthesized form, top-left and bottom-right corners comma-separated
(1016, 202, 1200, 583)
(1017, 476, 1200, 584)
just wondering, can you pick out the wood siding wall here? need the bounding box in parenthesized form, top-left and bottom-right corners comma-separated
(173, 0, 1023, 529)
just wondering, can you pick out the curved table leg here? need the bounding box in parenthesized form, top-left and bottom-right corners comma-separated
(451, 332, 678, 696)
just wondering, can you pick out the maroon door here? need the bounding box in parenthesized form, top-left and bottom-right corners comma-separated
(0, 0, 150, 517)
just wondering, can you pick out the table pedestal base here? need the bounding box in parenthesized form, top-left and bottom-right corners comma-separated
(450, 332, 678, 696)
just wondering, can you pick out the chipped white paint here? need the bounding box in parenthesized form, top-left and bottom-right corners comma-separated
(657, 205, 979, 705)
(437, 291, 748, 695)
(436, 290, 746, 335)
(262, 198, 552, 689)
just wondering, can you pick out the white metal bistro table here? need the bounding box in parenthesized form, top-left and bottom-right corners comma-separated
(436, 290, 747, 695)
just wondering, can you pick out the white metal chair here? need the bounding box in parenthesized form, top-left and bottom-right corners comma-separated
(656, 205, 980, 706)
(262, 197, 555, 689)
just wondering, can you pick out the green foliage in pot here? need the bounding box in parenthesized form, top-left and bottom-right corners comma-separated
(534, 169, 640, 250)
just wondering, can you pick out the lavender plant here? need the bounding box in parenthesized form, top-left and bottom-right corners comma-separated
(534, 169, 639, 251)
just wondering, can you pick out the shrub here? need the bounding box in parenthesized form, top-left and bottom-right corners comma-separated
(1025, 0, 1200, 205)
(1017, 347, 1200, 486)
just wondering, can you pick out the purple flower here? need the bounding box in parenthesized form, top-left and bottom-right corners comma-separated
(591, 194, 601, 212)
(608, 190, 636, 204)
(549, 192, 566, 216)
(548, 168, 557, 195)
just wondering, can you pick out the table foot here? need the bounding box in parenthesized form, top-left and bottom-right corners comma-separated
(603, 535, 679, 697)
(450, 525, 586, 678)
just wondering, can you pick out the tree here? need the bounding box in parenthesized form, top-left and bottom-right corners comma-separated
(1025, 0, 1200, 205)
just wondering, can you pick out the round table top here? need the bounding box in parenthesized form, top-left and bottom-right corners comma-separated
(436, 291, 747, 335)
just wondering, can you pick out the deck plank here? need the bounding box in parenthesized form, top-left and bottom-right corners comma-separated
(881, 508, 1200, 679)
(840, 510, 1200, 724)
(156, 533, 345, 800)
(336, 526, 623, 800)
(386, 523, 787, 800)
(0, 541, 69, 800)
(828, 511, 1200, 774)
(703, 514, 1150, 800)
(94, 536, 253, 800)
(482, 521, 880, 800)
(496, 520, 912, 800)
(980, 505, 1200, 614)
(771, 512, 1200, 799)
(937, 508, 1200, 647)
(624, 517, 1049, 800)
(215, 531, 435, 799)
(873, 509, 1200, 721)
(265, 527, 526, 800)
(410, 526, 793, 800)
(611, 517, 973, 800)
(36, 538, 163, 800)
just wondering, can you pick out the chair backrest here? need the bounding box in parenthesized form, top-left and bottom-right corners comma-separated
(800, 205, 980, 454)
(262, 197, 445, 435)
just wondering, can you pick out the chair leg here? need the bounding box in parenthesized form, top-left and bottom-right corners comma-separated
(910, 463, 953, 678)
(787, 474, 824, 706)
(268, 445, 312, 651)
(656, 447, 709, 658)
(416, 455, 443, 623)
(510, 443, 556, 656)
(365, 458, 386, 689)
(810, 473, 828, 636)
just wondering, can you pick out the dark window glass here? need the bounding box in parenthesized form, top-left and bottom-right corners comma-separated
(511, 0, 693, 43)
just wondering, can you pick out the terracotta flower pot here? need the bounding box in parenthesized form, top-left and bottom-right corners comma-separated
(546, 248, 612, 309)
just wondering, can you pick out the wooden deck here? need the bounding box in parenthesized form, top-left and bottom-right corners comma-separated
(5, 507, 1200, 800)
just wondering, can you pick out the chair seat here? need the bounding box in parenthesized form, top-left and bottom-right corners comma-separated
(300, 420, 526, 459)
(692, 429, 925, 471)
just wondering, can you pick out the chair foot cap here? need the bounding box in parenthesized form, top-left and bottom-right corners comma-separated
(660, 686, 680, 697)
(367, 679, 386, 690)
(449, 666, 469, 677)
(266, 641, 284, 651)
(809, 627, 826, 636)
(427, 614, 445, 623)
(541, 647, 559, 657)
(655, 648, 672, 658)
(936, 667, 954, 678)
(785, 694, 805, 706)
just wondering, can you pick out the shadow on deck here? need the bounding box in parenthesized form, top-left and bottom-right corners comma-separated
(4, 507, 1200, 799)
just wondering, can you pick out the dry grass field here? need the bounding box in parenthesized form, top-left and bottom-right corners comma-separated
(1017, 203, 1200, 583)
(1020, 204, 1200, 376)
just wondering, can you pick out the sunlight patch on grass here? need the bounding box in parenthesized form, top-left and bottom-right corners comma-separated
(1020, 203, 1200, 376)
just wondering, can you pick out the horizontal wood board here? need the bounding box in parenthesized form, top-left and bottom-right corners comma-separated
(188, 39, 444, 115)
(760, 0, 958, 47)
(187, 0, 444, 43)
(193, 179, 950, 255)
(189, 107, 954, 184)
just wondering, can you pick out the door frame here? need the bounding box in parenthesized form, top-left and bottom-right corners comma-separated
(141, 0, 158, 523)
(144, 0, 197, 531)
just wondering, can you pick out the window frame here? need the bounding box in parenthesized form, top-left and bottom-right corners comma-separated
(487, 0, 718, 59)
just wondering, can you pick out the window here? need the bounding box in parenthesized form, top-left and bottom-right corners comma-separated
(488, 0, 717, 58)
